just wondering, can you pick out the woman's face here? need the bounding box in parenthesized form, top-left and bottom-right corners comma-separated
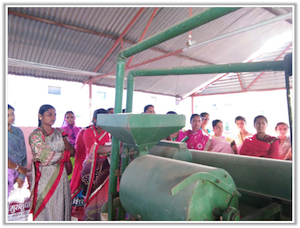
(235, 119, 246, 131)
(146, 106, 155, 114)
(8, 108, 15, 126)
(201, 114, 210, 128)
(66, 113, 75, 125)
(191, 115, 201, 131)
(254, 117, 267, 134)
(276, 124, 288, 137)
(213, 121, 223, 136)
(40, 108, 56, 126)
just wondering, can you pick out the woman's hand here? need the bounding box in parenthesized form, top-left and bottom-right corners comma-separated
(18, 166, 27, 175)
(15, 177, 24, 188)
(97, 145, 111, 156)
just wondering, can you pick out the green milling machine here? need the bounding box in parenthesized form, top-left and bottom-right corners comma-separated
(96, 7, 293, 222)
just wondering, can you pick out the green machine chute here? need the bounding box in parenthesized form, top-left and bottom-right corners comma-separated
(97, 114, 241, 221)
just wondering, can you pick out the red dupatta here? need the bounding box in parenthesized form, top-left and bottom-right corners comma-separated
(239, 134, 279, 159)
(83, 127, 108, 207)
(70, 128, 88, 199)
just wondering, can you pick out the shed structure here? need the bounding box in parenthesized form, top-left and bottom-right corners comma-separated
(7, 6, 293, 100)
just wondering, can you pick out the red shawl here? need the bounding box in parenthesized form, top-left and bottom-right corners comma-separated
(239, 134, 279, 159)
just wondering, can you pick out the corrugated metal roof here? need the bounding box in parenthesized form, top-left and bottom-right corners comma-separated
(7, 6, 293, 98)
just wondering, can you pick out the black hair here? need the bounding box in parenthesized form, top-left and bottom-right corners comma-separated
(235, 116, 246, 123)
(167, 111, 177, 114)
(200, 112, 209, 117)
(212, 119, 222, 128)
(190, 114, 200, 122)
(107, 108, 114, 112)
(275, 122, 288, 131)
(254, 115, 268, 126)
(92, 108, 108, 125)
(64, 111, 74, 117)
(38, 104, 55, 127)
(122, 109, 126, 113)
(8, 104, 14, 111)
(144, 104, 154, 113)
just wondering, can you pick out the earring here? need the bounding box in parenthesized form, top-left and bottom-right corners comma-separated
(39, 118, 42, 120)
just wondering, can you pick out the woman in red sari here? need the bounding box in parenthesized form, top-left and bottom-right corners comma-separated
(80, 108, 111, 221)
(69, 125, 91, 220)
(239, 115, 279, 159)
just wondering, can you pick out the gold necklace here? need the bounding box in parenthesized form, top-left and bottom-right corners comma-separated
(42, 127, 53, 135)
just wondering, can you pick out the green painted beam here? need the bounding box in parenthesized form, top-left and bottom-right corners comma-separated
(119, 7, 240, 59)
(128, 61, 284, 77)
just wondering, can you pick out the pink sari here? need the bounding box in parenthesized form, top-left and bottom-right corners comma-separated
(176, 129, 211, 151)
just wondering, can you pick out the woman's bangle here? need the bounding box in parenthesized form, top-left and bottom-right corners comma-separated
(14, 164, 19, 171)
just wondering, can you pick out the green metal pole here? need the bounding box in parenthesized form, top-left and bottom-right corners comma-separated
(119, 7, 240, 59)
(108, 57, 125, 220)
(126, 75, 135, 113)
(128, 61, 285, 78)
(283, 53, 292, 144)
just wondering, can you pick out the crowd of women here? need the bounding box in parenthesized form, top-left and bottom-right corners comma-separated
(167, 111, 292, 160)
(7, 104, 292, 222)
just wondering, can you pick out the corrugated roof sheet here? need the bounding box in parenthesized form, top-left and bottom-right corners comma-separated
(7, 6, 293, 98)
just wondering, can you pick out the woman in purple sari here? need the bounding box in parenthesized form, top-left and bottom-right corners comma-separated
(8, 104, 27, 198)
(176, 114, 211, 151)
(61, 111, 81, 146)
(61, 111, 81, 181)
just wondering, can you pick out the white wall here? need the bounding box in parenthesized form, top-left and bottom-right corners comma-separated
(7, 75, 293, 137)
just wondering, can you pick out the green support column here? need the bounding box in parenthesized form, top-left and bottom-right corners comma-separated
(108, 57, 125, 221)
(126, 75, 135, 113)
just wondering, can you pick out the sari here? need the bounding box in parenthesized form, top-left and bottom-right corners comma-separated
(210, 135, 235, 154)
(61, 118, 81, 181)
(234, 131, 253, 152)
(239, 134, 279, 159)
(80, 126, 110, 221)
(176, 129, 211, 151)
(8, 126, 27, 197)
(278, 135, 291, 160)
(69, 127, 90, 221)
(29, 128, 71, 221)
(61, 117, 81, 146)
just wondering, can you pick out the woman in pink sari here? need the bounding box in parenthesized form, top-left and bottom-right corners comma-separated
(61, 111, 81, 146)
(209, 119, 238, 154)
(176, 114, 211, 151)
(239, 115, 279, 159)
(61, 111, 81, 181)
